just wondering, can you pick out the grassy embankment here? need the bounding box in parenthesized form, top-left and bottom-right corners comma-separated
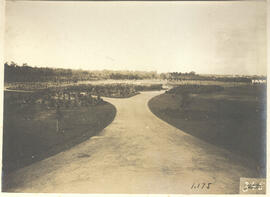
(148, 84, 266, 177)
(3, 91, 116, 176)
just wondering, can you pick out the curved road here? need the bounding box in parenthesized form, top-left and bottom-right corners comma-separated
(4, 91, 257, 194)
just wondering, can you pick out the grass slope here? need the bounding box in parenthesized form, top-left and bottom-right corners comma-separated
(148, 85, 266, 177)
(3, 91, 116, 177)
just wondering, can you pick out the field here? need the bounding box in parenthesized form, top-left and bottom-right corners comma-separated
(2, 90, 116, 176)
(148, 84, 266, 177)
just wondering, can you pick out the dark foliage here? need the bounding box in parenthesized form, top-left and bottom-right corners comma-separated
(4, 62, 158, 82)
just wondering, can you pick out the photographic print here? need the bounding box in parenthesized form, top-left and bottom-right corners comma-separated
(1, 0, 267, 194)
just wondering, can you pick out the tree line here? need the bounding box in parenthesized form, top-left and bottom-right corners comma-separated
(164, 72, 266, 83)
(4, 62, 158, 82)
(4, 62, 265, 83)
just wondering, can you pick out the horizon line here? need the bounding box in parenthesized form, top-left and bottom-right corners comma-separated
(4, 62, 267, 77)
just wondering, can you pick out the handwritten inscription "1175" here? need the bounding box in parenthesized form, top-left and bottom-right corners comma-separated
(191, 183, 212, 190)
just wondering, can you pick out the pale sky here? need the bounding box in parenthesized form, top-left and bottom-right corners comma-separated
(4, 1, 266, 75)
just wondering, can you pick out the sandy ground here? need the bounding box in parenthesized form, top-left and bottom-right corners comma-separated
(3, 91, 258, 194)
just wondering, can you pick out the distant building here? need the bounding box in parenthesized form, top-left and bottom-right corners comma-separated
(252, 79, 266, 84)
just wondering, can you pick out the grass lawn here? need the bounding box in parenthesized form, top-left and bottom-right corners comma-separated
(148, 84, 266, 177)
(3, 91, 116, 176)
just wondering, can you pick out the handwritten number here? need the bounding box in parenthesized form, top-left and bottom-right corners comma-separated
(201, 183, 205, 189)
(207, 183, 212, 189)
(191, 183, 195, 189)
(191, 183, 212, 190)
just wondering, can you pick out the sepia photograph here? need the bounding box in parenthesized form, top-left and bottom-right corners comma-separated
(1, 0, 267, 194)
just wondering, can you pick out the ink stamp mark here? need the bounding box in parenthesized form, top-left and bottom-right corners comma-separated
(239, 178, 266, 194)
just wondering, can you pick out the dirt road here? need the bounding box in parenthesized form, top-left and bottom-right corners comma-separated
(4, 91, 258, 194)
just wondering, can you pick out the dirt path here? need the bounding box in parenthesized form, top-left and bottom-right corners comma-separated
(4, 91, 257, 194)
